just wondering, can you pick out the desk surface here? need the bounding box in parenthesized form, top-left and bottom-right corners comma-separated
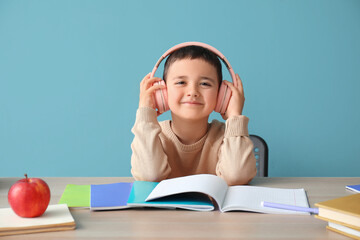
(1, 177, 359, 239)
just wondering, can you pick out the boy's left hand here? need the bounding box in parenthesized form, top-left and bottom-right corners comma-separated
(221, 74, 245, 120)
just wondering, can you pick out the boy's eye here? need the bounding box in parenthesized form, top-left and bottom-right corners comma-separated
(175, 81, 185, 85)
(200, 82, 211, 87)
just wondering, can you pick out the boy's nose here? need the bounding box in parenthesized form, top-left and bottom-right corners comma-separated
(187, 85, 199, 97)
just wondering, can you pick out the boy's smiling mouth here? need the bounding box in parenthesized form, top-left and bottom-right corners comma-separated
(181, 101, 203, 105)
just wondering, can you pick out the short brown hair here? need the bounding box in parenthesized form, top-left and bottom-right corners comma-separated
(163, 45, 222, 85)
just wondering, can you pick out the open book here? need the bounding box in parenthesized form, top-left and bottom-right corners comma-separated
(91, 174, 310, 214)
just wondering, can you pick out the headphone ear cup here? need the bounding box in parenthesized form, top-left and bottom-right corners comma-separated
(154, 80, 169, 113)
(215, 82, 231, 114)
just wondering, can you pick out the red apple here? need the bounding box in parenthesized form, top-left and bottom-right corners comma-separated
(8, 174, 51, 218)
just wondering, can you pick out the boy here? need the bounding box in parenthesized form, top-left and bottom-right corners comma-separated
(131, 45, 256, 186)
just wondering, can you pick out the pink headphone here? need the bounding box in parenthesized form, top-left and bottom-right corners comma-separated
(151, 42, 237, 114)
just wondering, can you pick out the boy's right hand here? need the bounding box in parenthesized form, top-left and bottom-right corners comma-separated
(139, 73, 166, 116)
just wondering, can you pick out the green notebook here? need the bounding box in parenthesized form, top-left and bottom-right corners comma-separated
(59, 184, 90, 208)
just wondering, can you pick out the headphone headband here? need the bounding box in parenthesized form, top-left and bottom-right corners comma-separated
(151, 42, 236, 114)
(150, 41, 237, 86)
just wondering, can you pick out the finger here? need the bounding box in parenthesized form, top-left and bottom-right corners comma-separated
(140, 73, 152, 91)
(140, 73, 151, 86)
(150, 77, 163, 84)
(223, 80, 239, 94)
(221, 112, 228, 120)
(236, 74, 244, 95)
(146, 83, 166, 94)
(145, 77, 163, 89)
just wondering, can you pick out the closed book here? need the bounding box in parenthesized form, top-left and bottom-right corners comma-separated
(347, 185, 360, 193)
(315, 193, 360, 229)
(0, 204, 75, 237)
(327, 222, 360, 240)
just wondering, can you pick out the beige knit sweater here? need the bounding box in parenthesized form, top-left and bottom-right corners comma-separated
(130, 107, 257, 186)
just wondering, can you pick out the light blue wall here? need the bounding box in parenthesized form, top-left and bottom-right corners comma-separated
(1, 0, 359, 177)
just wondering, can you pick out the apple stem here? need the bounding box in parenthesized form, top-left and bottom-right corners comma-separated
(24, 173, 28, 182)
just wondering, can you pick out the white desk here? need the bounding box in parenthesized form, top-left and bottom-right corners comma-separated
(1, 177, 359, 239)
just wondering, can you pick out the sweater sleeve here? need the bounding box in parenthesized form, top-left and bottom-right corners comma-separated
(216, 115, 257, 186)
(130, 107, 171, 182)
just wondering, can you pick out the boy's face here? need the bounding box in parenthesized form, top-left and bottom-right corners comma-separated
(165, 58, 220, 121)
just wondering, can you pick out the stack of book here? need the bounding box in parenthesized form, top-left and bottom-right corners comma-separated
(0, 204, 75, 237)
(315, 193, 360, 239)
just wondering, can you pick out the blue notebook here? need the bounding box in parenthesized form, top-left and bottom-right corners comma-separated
(346, 184, 360, 193)
(90, 182, 133, 210)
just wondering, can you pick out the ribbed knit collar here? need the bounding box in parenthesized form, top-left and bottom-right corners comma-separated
(161, 120, 210, 152)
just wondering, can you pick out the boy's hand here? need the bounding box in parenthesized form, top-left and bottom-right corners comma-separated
(139, 73, 166, 116)
(221, 74, 245, 120)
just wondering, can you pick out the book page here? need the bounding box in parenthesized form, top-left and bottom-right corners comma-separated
(146, 174, 228, 207)
(221, 186, 310, 214)
(328, 222, 360, 238)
